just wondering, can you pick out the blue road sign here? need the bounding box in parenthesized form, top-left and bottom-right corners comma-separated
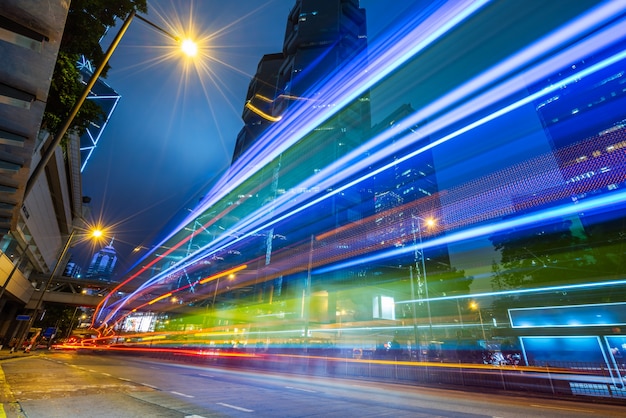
(42, 327, 57, 338)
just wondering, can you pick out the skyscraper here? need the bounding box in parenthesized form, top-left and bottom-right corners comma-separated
(85, 239, 118, 282)
(233, 0, 371, 313)
(232, 0, 369, 162)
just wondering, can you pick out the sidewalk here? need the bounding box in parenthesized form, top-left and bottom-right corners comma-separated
(0, 348, 37, 362)
(0, 349, 34, 418)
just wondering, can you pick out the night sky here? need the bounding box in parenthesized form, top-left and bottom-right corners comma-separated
(75, 0, 415, 278)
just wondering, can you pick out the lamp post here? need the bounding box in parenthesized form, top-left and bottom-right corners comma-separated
(65, 306, 80, 339)
(408, 265, 419, 359)
(470, 301, 487, 342)
(212, 273, 235, 307)
(15, 226, 104, 351)
(410, 214, 435, 344)
(23, 10, 196, 199)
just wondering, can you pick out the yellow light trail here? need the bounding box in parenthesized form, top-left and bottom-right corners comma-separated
(199, 264, 248, 284)
(148, 292, 172, 305)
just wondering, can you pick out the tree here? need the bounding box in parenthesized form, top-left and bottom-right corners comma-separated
(42, 0, 148, 139)
(487, 215, 605, 322)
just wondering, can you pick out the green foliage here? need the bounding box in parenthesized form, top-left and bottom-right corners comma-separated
(35, 305, 77, 337)
(490, 217, 595, 290)
(61, 0, 148, 77)
(42, 51, 105, 140)
(43, 0, 148, 140)
(487, 215, 612, 317)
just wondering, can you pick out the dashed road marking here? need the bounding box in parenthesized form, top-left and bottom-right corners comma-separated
(217, 402, 253, 413)
(285, 386, 317, 393)
(171, 391, 194, 398)
(141, 382, 158, 389)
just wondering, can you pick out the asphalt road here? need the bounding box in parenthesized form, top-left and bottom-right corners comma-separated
(1, 352, 624, 417)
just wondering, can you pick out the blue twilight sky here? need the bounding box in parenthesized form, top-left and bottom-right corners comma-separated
(76, 0, 413, 276)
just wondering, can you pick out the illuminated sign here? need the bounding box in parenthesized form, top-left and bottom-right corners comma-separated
(509, 302, 626, 328)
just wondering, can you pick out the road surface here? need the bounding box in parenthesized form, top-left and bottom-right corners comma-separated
(1, 352, 623, 417)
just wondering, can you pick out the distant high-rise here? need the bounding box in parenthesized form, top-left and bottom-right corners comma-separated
(232, 0, 369, 163)
(63, 260, 82, 278)
(85, 239, 118, 282)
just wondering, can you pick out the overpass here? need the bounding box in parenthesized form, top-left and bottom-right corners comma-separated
(24, 274, 139, 309)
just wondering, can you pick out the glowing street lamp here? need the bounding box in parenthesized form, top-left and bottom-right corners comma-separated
(410, 214, 436, 346)
(181, 39, 198, 57)
(470, 301, 487, 342)
(15, 224, 107, 351)
(134, 14, 198, 58)
(23, 10, 198, 199)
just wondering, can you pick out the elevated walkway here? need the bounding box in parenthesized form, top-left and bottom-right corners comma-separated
(25, 274, 137, 308)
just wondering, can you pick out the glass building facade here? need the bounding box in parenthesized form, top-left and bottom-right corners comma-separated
(94, 0, 626, 393)
(76, 55, 121, 173)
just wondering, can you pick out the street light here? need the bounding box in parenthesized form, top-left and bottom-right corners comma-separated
(15, 224, 106, 351)
(23, 10, 198, 199)
(65, 306, 80, 339)
(212, 273, 236, 307)
(410, 214, 436, 346)
(469, 301, 487, 342)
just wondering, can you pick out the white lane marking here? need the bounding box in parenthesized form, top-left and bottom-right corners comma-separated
(185, 415, 208, 418)
(88, 369, 97, 372)
(285, 386, 317, 393)
(217, 402, 253, 413)
(101, 373, 112, 377)
(171, 391, 194, 398)
(119, 377, 131, 382)
(530, 404, 594, 413)
(198, 373, 214, 378)
(141, 383, 158, 389)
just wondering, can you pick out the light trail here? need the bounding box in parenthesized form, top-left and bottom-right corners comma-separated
(137, 44, 626, 288)
(317, 187, 626, 275)
(94, 2, 626, 332)
(96, 0, 491, 324)
(188, 0, 625, 233)
(144, 2, 624, 269)
(173, 0, 491, 234)
(154, 3, 626, 274)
